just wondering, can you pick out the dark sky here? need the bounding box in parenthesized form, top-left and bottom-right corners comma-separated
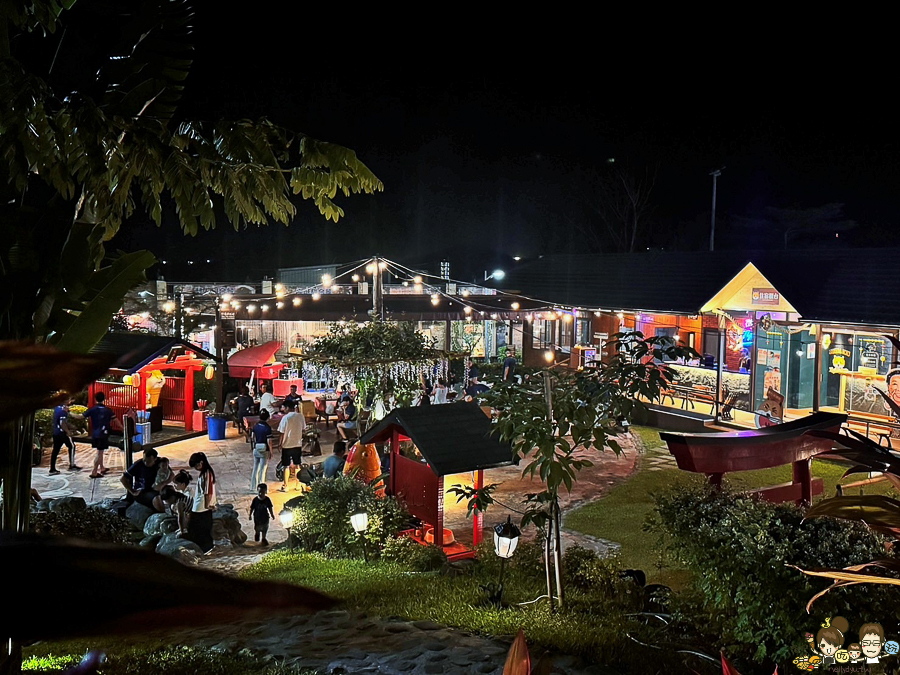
(72, 5, 899, 282)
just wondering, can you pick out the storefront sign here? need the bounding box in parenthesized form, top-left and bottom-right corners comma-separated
(751, 288, 780, 306)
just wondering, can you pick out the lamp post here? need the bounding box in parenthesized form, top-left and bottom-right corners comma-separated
(490, 515, 521, 605)
(709, 166, 725, 252)
(351, 510, 369, 562)
(279, 508, 295, 552)
(484, 269, 505, 282)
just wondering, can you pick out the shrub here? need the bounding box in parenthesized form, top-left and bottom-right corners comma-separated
(380, 535, 447, 571)
(286, 476, 409, 557)
(23, 645, 318, 674)
(30, 507, 132, 545)
(650, 481, 900, 667)
(34, 406, 88, 446)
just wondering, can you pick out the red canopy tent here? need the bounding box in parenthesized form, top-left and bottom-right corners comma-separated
(227, 341, 285, 380)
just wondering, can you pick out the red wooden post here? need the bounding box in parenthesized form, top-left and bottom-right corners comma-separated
(435, 476, 444, 548)
(184, 368, 195, 431)
(473, 469, 484, 546)
(792, 458, 813, 506)
(138, 372, 147, 412)
(390, 428, 400, 497)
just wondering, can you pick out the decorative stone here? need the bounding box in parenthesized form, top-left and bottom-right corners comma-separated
(47, 496, 87, 513)
(125, 502, 155, 530)
(155, 532, 203, 563)
(139, 534, 163, 549)
(143, 512, 178, 536)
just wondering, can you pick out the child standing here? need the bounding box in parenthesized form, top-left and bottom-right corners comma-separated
(249, 483, 275, 546)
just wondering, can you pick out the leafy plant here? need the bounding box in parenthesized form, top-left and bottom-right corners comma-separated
(284, 476, 408, 557)
(380, 535, 447, 571)
(456, 331, 695, 611)
(305, 321, 443, 409)
(650, 481, 897, 668)
(30, 507, 133, 545)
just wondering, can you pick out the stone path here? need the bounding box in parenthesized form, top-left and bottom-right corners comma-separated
(183, 610, 611, 675)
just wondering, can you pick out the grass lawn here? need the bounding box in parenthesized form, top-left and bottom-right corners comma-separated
(563, 425, 895, 587)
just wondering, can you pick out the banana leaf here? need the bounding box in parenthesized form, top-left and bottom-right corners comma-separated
(0, 533, 334, 640)
(791, 559, 900, 612)
(804, 495, 900, 537)
(502, 629, 531, 675)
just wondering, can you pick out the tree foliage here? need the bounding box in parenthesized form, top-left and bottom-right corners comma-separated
(0, 0, 382, 345)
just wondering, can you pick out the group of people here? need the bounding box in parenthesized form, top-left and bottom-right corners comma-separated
(121, 448, 218, 554)
(50, 392, 118, 479)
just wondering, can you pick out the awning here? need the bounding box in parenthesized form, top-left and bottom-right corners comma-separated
(227, 341, 284, 379)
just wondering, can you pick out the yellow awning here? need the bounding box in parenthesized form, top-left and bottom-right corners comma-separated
(700, 262, 796, 314)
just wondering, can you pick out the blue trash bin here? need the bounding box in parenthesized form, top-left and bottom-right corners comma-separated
(208, 416, 226, 441)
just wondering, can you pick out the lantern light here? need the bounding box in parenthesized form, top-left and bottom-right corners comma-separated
(616, 311, 624, 320)
(248, 304, 257, 313)
(413, 275, 423, 284)
(204, 365, 215, 380)
(261, 304, 269, 312)
(350, 511, 368, 534)
(311, 292, 321, 301)
(414, 283, 423, 292)
(493, 515, 521, 559)
(365, 263, 376, 274)
(293, 297, 301, 306)
(276, 301, 284, 309)
(544, 350, 555, 363)
(462, 290, 470, 297)
(378, 261, 387, 270)
(221, 293, 233, 302)
(511, 302, 520, 311)
(463, 306, 472, 314)
(123, 375, 132, 386)
(431, 297, 439, 306)
(163, 301, 175, 313)
(563, 313, 573, 322)
(274, 283, 284, 291)
(279, 508, 294, 529)
(352, 274, 360, 282)
(321, 274, 332, 287)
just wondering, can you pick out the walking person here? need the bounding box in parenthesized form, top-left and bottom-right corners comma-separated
(235, 386, 254, 432)
(50, 398, 83, 475)
(502, 347, 518, 383)
(84, 392, 114, 479)
(248, 483, 275, 546)
(277, 400, 306, 492)
(250, 409, 273, 490)
(188, 452, 217, 554)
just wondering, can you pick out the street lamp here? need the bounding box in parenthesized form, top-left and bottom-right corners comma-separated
(490, 515, 521, 604)
(484, 269, 506, 282)
(351, 510, 369, 562)
(279, 508, 295, 552)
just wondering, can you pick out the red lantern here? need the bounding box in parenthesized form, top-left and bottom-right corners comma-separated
(131, 372, 141, 387)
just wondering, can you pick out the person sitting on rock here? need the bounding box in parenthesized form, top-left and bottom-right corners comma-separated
(155, 484, 191, 537)
(121, 448, 160, 508)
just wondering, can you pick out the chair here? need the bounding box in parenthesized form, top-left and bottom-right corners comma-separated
(300, 399, 317, 427)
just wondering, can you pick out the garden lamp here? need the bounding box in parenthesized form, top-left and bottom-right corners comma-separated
(350, 511, 369, 562)
(279, 508, 295, 552)
(490, 516, 521, 605)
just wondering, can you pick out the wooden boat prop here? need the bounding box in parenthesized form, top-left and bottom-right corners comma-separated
(659, 411, 847, 505)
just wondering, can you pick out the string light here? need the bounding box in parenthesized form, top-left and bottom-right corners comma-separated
(462, 290, 470, 297)
(352, 274, 360, 282)
(248, 304, 257, 313)
(366, 263, 376, 274)
(511, 302, 520, 311)
(413, 276, 422, 284)
(292, 297, 301, 306)
(463, 306, 472, 314)
(544, 350, 554, 362)
(261, 304, 269, 312)
(221, 293, 232, 302)
(276, 301, 284, 309)
(312, 293, 321, 301)
(322, 274, 332, 287)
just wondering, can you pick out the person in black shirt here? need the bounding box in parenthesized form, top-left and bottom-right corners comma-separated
(235, 386, 254, 432)
(283, 384, 302, 410)
(121, 448, 161, 508)
(248, 483, 275, 546)
(464, 377, 490, 401)
(502, 348, 518, 382)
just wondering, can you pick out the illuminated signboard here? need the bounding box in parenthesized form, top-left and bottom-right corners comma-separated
(751, 288, 780, 306)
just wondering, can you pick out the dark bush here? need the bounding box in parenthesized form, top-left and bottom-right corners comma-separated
(286, 476, 408, 557)
(380, 535, 447, 571)
(650, 481, 900, 667)
(30, 507, 132, 544)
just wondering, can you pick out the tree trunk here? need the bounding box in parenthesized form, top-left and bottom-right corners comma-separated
(0, 413, 35, 675)
(543, 527, 555, 614)
(551, 497, 565, 609)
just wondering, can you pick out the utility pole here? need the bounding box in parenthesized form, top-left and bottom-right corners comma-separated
(370, 257, 384, 320)
(709, 167, 725, 252)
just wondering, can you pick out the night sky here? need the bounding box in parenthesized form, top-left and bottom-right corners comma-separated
(73, 6, 899, 283)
